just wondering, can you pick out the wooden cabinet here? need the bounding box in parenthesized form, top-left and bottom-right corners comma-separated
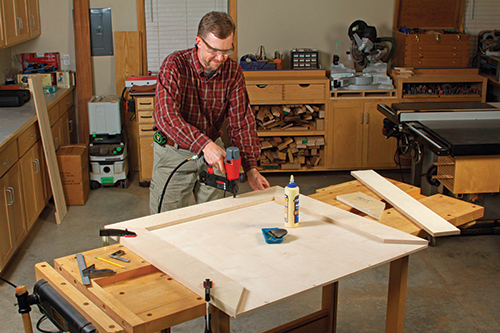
(0, 3, 5, 48)
(0, 0, 39, 48)
(136, 96, 155, 184)
(0, 88, 74, 273)
(0, 162, 26, 271)
(392, 0, 469, 69)
(20, 139, 46, 230)
(392, 68, 488, 103)
(328, 98, 397, 170)
(244, 70, 329, 172)
(26, 0, 40, 38)
(2, 0, 29, 45)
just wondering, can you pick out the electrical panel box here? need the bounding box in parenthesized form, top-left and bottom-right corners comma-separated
(90, 8, 114, 56)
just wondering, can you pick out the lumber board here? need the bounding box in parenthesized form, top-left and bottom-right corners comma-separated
(106, 187, 427, 317)
(351, 170, 460, 237)
(29, 77, 67, 224)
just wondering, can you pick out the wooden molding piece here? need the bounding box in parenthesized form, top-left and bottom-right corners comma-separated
(337, 192, 385, 220)
(29, 77, 67, 224)
(351, 170, 460, 237)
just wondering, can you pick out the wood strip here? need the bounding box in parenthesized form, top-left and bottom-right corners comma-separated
(352, 170, 460, 237)
(35, 263, 124, 333)
(120, 227, 245, 318)
(136, 0, 147, 75)
(73, 0, 92, 144)
(29, 77, 67, 224)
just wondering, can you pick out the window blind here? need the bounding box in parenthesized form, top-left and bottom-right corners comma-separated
(464, 0, 500, 64)
(145, 0, 228, 73)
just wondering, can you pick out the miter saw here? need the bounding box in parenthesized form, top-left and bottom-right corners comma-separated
(331, 20, 396, 91)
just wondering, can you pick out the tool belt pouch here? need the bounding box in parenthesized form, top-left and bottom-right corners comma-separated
(154, 131, 168, 146)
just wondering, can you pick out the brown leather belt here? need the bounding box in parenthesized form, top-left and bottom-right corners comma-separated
(165, 137, 176, 147)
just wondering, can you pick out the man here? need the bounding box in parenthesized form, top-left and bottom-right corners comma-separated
(150, 11, 270, 214)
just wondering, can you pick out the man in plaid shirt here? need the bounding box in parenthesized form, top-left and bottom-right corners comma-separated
(150, 11, 270, 214)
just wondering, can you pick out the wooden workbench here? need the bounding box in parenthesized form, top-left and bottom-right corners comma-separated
(34, 179, 482, 333)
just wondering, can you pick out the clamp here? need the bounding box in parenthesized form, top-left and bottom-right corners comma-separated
(99, 228, 137, 246)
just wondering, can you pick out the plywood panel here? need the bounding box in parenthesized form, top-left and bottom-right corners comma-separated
(106, 187, 426, 318)
(114, 31, 142, 96)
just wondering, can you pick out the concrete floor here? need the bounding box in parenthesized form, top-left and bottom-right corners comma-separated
(1, 170, 499, 332)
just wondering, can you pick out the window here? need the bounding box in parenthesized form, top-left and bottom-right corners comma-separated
(145, 0, 228, 73)
(464, 0, 500, 63)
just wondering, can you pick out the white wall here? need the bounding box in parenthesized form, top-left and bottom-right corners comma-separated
(0, 0, 396, 92)
(237, 0, 396, 70)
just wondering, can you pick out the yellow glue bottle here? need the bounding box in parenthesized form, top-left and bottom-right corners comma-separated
(284, 175, 299, 227)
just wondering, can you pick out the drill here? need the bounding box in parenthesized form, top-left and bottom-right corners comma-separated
(199, 147, 241, 197)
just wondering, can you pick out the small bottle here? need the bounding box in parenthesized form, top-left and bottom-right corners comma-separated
(284, 175, 299, 227)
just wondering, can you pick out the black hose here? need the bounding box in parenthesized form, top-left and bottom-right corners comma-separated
(157, 158, 191, 214)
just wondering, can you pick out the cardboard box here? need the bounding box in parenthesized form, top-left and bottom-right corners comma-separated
(56, 144, 90, 205)
(56, 70, 72, 88)
(17, 73, 55, 89)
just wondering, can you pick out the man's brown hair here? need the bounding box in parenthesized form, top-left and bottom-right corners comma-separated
(197, 11, 235, 39)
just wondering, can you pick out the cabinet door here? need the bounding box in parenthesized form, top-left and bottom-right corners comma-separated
(363, 101, 397, 169)
(0, 163, 26, 269)
(0, 174, 12, 271)
(51, 118, 62, 151)
(329, 101, 364, 169)
(0, 4, 5, 48)
(139, 135, 154, 182)
(20, 140, 46, 230)
(60, 112, 70, 147)
(26, 0, 39, 37)
(2, 0, 30, 45)
(67, 106, 78, 143)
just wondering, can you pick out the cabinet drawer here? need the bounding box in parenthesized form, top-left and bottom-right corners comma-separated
(0, 140, 18, 177)
(138, 123, 155, 137)
(284, 84, 325, 100)
(18, 123, 40, 157)
(136, 97, 155, 111)
(411, 57, 464, 67)
(247, 84, 283, 102)
(138, 110, 154, 123)
(59, 92, 74, 116)
(48, 103, 60, 126)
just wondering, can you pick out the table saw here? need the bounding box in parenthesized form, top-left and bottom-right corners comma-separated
(378, 102, 500, 219)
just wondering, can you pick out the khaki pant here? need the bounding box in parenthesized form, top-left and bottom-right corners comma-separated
(149, 138, 225, 214)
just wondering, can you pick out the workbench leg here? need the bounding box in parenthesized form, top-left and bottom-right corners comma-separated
(159, 329, 171, 333)
(385, 256, 409, 333)
(211, 306, 230, 333)
(322, 282, 338, 333)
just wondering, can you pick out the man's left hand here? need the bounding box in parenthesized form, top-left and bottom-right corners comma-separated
(246, 168, 270, 191)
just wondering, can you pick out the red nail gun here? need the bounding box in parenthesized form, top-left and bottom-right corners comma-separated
(199, 147, 241, 197)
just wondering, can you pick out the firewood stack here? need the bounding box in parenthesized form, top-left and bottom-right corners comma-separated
(258, 136, 325, 170)
(253, 104, 325, 131)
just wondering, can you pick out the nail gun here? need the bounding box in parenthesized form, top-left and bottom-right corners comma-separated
(199, 147, 241, 198)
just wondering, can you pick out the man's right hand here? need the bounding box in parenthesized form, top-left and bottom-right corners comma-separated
(202, 141, 226, 173)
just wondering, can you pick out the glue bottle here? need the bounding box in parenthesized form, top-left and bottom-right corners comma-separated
(284, 175, 299, 228)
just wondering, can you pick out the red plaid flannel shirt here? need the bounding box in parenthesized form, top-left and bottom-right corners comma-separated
(154, 46, 260, 172)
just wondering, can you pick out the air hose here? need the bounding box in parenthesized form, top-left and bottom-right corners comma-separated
(157, 154, 200, 214)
